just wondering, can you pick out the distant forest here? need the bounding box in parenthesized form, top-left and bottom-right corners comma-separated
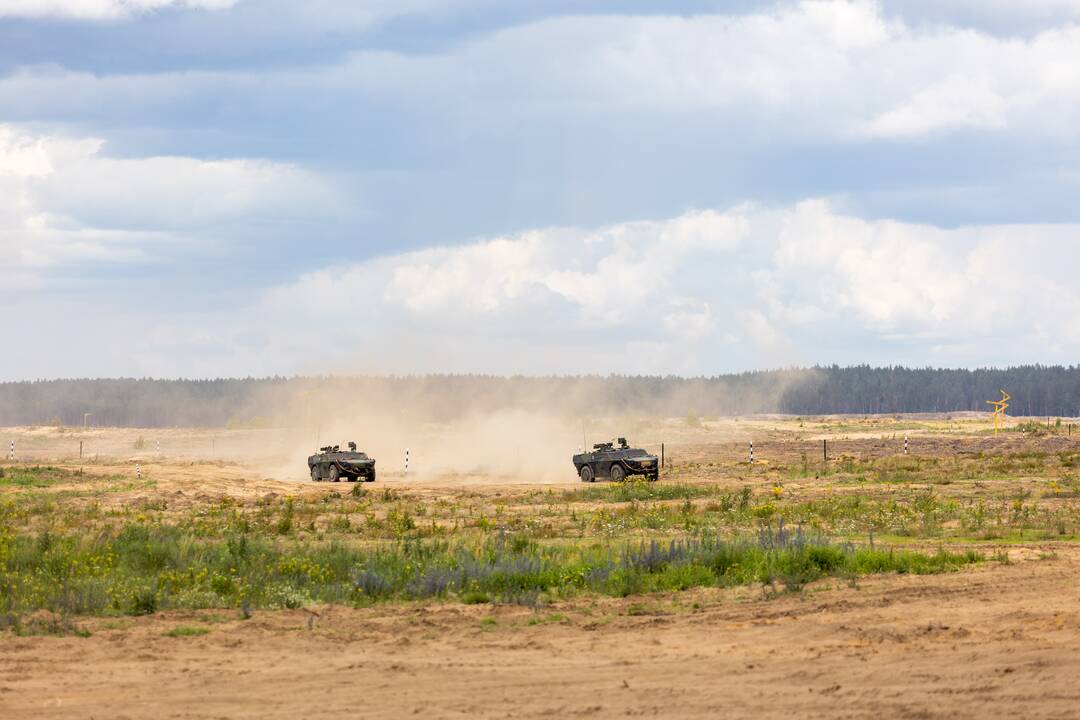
(1, 366, 1079, 427)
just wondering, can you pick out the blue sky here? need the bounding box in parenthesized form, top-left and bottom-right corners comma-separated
(4, 0, 1080, 379)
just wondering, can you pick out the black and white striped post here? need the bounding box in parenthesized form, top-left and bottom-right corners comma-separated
(136, 463, 141, 479)
(404, 448, 410, 476)
(904, 436, 909, 455)
(749, 441, 754, 465)
(156, 440, 160, 454)
(7, 440, 13, 461)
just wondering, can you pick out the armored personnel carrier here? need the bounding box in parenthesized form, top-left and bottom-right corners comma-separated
(572, 437, 658, 482)
(308, 442, 376, 482)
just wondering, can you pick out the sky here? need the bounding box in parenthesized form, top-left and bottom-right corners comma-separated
(3, 0, 1080, 379)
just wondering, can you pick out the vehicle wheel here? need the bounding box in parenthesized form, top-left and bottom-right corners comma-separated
(310, 466, 320, 482)
(647, 473, 658, 482)
(610, 464, 625, 482)
(364, 474, 376, 483)
(579, 465, 595, 483)
(328, 465, 340, 482)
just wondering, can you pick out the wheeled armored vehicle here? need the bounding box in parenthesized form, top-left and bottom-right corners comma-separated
(308, 442, 376, 482)
(572, 437, 658, 482)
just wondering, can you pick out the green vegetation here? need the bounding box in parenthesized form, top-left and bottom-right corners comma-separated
(557, 481, 715, 504)
(0, 517, 980, 616)
(10, 450, 1074, 622)
(0, 465, 151, 495)
(163, 625, 210, 637)
(0, 465, 76, 488)
(0, 610, 92, 637)
(785, 449, 1080, 485)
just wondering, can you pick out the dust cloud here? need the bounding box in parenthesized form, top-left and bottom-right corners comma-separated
(248, 373, 817, 483)
(1, 372, 820, 483)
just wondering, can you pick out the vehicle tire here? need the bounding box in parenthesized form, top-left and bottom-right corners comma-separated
(328, 465, 340, 482)
(310, 465, 320, 482)
(647, 473, 658, 482)
(610, 464, 625, 482)
(364, 473, 376, 483)
(579, 465, 595, 483)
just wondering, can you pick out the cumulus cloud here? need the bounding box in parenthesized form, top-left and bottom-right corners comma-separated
(93, 201, 1073, 378)
(0, 0, 500, 24)
(8, 197, 1080, 378)
(9, 1, 1077, 142)
(304, 1, 1079, 139)
(5, 1, 1080, 379)
(892, 0, 1080, 33)
(0, 124, 339, 288)
(286, 208, 749, 329)
(0, 0, 235, 20)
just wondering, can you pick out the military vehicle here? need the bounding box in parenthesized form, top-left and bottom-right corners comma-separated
(308, 442, 376, 482)
(572, 437, 659, 482)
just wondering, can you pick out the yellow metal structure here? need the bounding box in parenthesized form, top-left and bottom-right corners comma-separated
(987, 390, 1010, 434)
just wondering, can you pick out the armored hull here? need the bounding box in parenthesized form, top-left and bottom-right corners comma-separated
(572, 438, 658, 482)
(308, 444, 376, 482)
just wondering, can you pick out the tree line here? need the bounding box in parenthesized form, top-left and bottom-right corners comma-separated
(1, 366, 1078, 427)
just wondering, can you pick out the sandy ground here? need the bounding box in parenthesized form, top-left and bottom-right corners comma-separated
(5, 421, 1079, 510)
(3, 547, 1080, 719)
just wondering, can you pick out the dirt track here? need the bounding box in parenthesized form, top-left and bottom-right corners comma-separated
(4, 548, 1080, 719)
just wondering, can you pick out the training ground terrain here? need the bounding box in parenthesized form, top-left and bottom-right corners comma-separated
(3, 415, 1080, 719)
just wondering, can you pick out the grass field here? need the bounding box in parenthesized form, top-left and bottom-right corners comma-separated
(0, 464, 984, 619)
(3, 415, 1080, 718)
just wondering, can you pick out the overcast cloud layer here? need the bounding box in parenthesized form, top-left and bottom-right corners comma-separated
(3, 0, 1080, 379)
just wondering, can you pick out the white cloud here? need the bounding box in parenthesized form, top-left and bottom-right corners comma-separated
(5, 2, 1080, 141)
(321, 1, 1080, 139)
(5, 1, 1080, 378)
(9, 198, 1080, 377)
(166, 3, 1080, 139)
(0, 0, 497, 23)
(865, 74, 1007, 137)
(0, 0, 235, 20)
(0, 124, 339, 287)
(892, 0, 1080, 30)
(132, 201, 1079, 377)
